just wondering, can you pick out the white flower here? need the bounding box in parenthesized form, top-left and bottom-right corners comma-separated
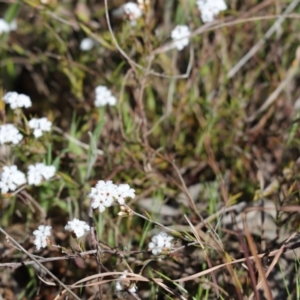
(171, 25, 190, 51)
(94, 85, 117, 107)
(65, 218, 90, 238)
(80, 37, 95, 51)
(0, 165, 26, 194)
(88, 180, 117, 212)
(0, 18, 16, 34)
(33, 225, 51, 250)
(115, 270, 137, 293)
(3, 91, 32, 109)
(88, 180, 136, 212)
(28, 117, 52, 138)
(148, 232, 173, 255)
(0, 19, 10, 34)
(114, 184, 135, 205)
(0, 124, 23, 145)
(112, 2, 142, 25)
(27, 163, 56, 185)
(196, 0, 227, 23)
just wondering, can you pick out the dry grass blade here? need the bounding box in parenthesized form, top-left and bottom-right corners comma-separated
(184, 215, 220, 298)
(174, 240, 300, 283)
(227, 0, 300, 78)
(248, 232, 298, 300)
(242, 212, 273, 300)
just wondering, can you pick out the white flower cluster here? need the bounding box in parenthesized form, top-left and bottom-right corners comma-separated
(33, 218, 89, 250)
(65, 218, 90, 238)
(80, 37, 95, 51)
(171, 25, 191, 51)
(196, 0, 227, 23)
(33, 225, 52, 250)
(115, 270, 137, 294)
(27, 163, 56, 185)
(0, 162, 57, 193)
(0, 165, 26, 194)
(0, 18, 17, 35)
(88, 180, 135, 213)
(0, 124, 23, 145)
(94, 85, 117, 107)
(3, 91, 32, 109)
(28, 117, 52, 138)
(148, 232, 173, 255)
(112, 2, 142, 26)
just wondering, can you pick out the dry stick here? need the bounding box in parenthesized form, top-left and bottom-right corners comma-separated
(237, 229, 260, 300)
(0, 248, 148, 268)
(3, 238, 300, 272)
(248, 232, 298, 300)
(227, 0, 300, 79)
(0, 227, 81, 300)
(242, 213, 273, 300)
(103, 0, 136, 74)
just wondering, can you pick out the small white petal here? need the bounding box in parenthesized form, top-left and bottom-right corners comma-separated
(33, 225, 52, 250)
(148, 232, 173, 255)
(0, 165, 26, 193)
(65, 218, 90, 238)
(0, 19, 10, 34)
(80, 37, 95, 51)
(3, 91, 32, 109)
(94, 85, 117, 107)
(196, 0, 227, 23)
(0, 124, 23, 145)
(171, 25, 190, 51)
(29, 117, 52, 138)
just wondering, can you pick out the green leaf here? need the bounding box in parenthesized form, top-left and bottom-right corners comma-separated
(4, 2, 21, 23)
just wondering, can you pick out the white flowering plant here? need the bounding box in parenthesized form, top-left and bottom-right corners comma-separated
(1, 1, 299, 300)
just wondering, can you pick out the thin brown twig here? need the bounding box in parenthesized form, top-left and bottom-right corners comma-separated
(103, 0, 193, 79)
